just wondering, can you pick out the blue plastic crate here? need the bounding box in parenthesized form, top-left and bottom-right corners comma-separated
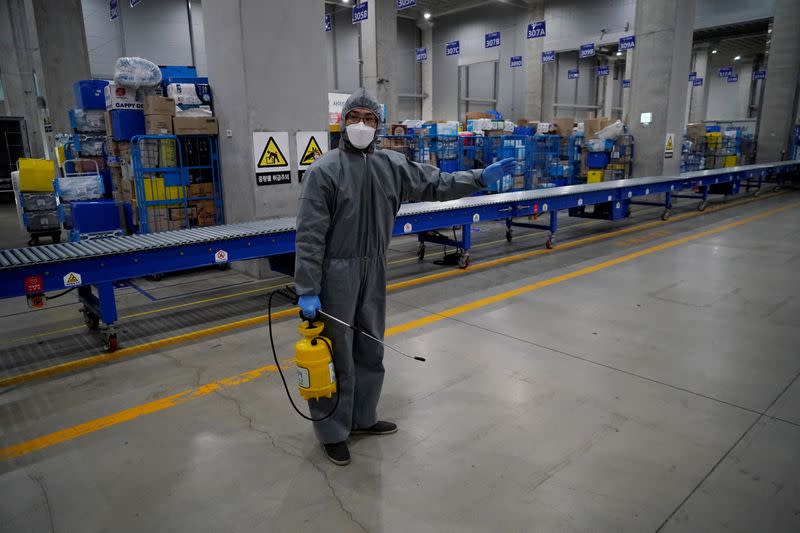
(587, 152, 610, 169)
(159, 66, 198, 80)
(70, 200, 122, 241)
(73, 80, 109, 110)
(110, 110, 146, 141)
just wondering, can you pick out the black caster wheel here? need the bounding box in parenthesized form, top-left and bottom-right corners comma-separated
(28, 238, 35, 247)
(697, 201, 707, 212)
(661, 210, 671, 221)
(505, 230, 513, 243)
(104, 333, 118, 352)
(545, 237, 555, 250)
(457, 254, 470, 269)
(84, 311, 100, 331)
(51, 232, 61, 244)
(147, 273, 164, 281)
(417, 243, 426, 261)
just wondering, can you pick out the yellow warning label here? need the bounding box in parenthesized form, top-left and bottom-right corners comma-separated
(66, 273, 79, 284)
(665, 136, 674, 151)
(257, 137, 288, 168)
(300, 136, 323, 166)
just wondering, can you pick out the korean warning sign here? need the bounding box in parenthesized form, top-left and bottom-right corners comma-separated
(296, 131, 329, 182)
(253, 131, 291, 186)
(664, 133, 675, 159)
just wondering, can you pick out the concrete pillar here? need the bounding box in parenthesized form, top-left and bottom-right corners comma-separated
(30, 0, 91, 135)
(201, 0, 327, 278)
(0, 0, 46, 157)
(688, 44, 710, 123)
(360, 0, 397, 124)
(523, 0, 545, 120)
(627, 0, 695, 177)
(622, 49, 633, 124)
(756, 0, 800, 162)
(604, 58, 617, 118)
(421, 24, 433, 121)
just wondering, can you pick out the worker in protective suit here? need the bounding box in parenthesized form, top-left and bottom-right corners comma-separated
(294, 88, 515, 465)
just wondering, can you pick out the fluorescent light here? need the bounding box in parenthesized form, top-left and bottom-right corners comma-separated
(342, 0, 350, 3)
(423, 11, 431, 19)
(711, 49, 717, 54)
(768, 28, 772, 34)
(616, 51, 622, 56)
(734, 55, 741, 60)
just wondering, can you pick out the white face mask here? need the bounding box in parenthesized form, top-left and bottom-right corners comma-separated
(346, 122, 376, 149)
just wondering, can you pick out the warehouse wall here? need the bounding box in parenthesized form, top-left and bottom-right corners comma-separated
(544, 0, 636, 52)
(432, 3, 527, 121)
(81, 0, 205, 79)
(705, 56, 756, 124)
(326, 6, 360, 93)
(396, 18, 422, 120)
(694, 0, 776, 29)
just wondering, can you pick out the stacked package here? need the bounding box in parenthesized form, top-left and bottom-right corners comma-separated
(14, 159, 61, 244)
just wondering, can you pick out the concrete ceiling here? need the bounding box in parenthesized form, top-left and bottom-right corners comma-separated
(325, 0, 532, 20)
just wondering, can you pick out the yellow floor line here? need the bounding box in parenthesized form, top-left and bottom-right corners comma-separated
(0, 199, 794, 462)
(0, 190, 783, 387)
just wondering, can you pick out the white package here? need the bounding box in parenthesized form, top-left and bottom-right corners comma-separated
(596, 120, 624, 141)
(167, 83, 203, 106)
(114, 57, 162, 89)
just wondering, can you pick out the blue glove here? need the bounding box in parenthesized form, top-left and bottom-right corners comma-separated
(298, 295, 321, 321)
(482, 158, 516, 189)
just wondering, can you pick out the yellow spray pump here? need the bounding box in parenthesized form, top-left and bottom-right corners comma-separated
(269, 287, 424, 421)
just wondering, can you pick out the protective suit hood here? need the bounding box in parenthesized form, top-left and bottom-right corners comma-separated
(340, 88, 381, 152)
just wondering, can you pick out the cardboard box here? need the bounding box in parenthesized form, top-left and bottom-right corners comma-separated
(552, 117, 575, 138)
(144, 96, 176, 117)
(146, 114, 174, 135)
(584, 117, 611, 140)
(389, 124, 407, 136)
(464, 112, 493, 121)
(172, 116, 219, 135)
(687, 122, 705, 142)
(188, 182, 213, 197)
(169, 206, 197, 222)
(105, 82, 143, 111)
(192, 200, 215, 216)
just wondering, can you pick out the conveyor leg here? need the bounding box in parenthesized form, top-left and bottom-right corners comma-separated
(505, 218, 513, 243)
(698, 186, 708, 211)
(545, 211, 558, 249)
(662, 192, 672, 221)
(79, 283, 119, 352)
(459, 224, 471, 269)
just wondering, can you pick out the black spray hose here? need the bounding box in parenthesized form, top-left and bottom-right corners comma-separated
(268, 289, 340, 422)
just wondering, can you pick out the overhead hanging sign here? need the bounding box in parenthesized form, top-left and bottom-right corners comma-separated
(527, 20, 546, 39)
(253, 131, 291, 186)
(325, 14, 331, 32)
(727, 74, 739, 83)
(110, 0, 119, 20)
(598, 65, 610, 76)
(568, 69, 579, 80)
(579, 43, 596, 58)
(415, 47, 427, 61)
(541, 50, 556, 63)
(693, 77, 704, 87)
(397, 0, 416, 9)
(445, 40, 460, 56)
(689, 71, 696, 81)
(296, 131, 329, 181)
(352, 2, 368, 24)
(622, 79, 631, 88)
(485, 32, 501, 49)
(718, 66, 733, 77)
(510, 56, 523, 68)
(619, 35, 636, 51)
(664, 133, 675, 159)
(753, 70, 767, 80)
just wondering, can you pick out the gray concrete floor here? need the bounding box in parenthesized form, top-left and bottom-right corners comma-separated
(0, 192, 799, 532)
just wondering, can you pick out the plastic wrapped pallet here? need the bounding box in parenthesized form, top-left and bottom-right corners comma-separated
(69, 109, 106, 133)
(114, 57, 162, 89)
(596, 120, 624, 141)
(55, 175, 105, 202)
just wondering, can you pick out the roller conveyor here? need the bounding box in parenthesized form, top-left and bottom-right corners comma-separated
(0, 160, 797, 351)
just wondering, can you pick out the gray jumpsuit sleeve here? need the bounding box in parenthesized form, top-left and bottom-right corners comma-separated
(393, 154, 486, 202)
(294, 165, 333, 296)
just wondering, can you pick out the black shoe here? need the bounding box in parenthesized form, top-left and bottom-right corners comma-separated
(323, 441, 351, 465)
(351, 421, 398, 436)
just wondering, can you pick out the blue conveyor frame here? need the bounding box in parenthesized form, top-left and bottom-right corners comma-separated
(0, 161, 797, 350)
